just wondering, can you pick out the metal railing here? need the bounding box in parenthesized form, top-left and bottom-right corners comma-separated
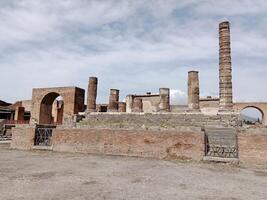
(34, 125, 56, 146)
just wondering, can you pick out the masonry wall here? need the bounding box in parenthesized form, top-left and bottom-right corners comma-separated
(82, 113, 240, 129)
(238, 128, 267, 166)
(52, 128, 204, 161)
(10, 125, 35, 150)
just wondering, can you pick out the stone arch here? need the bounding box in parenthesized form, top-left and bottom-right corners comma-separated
(30, 87, 85, 125)
(240, 106, 264, 124)
(234, 103, 267, 126)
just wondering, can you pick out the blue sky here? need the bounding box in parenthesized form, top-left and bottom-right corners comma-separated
(0, 0, 267, 105)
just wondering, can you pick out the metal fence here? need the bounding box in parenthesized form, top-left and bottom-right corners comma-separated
(34, 125, 56, 146)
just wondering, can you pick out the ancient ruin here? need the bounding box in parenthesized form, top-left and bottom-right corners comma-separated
(1, 21, 267, 166)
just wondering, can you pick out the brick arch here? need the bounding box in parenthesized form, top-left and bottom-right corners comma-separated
(234, 103, 267, 126)
(39, 92, 63, 124)
(30, 87, 85, 125)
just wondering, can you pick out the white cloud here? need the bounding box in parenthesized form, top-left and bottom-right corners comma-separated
(170, 89, 187, 105)
(0, 0, 266, 104)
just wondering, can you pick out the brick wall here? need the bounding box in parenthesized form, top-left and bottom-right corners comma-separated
(10, 125, 35, 150)
(238, 128, 267, 165)
(52, 128, 204, 161)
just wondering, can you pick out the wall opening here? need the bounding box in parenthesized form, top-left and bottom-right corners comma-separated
(240, 107, 263, 125)
(39, 93, 64, 125)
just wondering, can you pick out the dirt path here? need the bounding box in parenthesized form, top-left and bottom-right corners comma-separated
(0, 144, 267, 200)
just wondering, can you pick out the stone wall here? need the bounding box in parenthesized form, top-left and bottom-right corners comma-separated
(10, 125, 35, 150)
(82, 113, 240, 129)
(200, 98, 220, 115)
(52, 128, 204, 161)
(238, 128, 267, 166)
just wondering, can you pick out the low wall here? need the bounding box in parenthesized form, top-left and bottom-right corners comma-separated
(239, 128, 267, 165)
(10, 125, 35, 150)
(52, 128, 204, 161)
(10, 125, 267, 165)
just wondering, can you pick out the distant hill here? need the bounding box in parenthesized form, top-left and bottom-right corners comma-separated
(240, 114, 259, 123)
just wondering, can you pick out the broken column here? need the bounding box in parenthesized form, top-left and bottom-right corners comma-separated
(159, 88, 170, 111)
(126, 95, 134, 113)
(87, 77, 98, 112)
(132, 98, 143, 112)
(118, 102, 126, 112)
(108, 89, 119, 112)
(219, 21, 233, 111)
(188, 71, 200, 110)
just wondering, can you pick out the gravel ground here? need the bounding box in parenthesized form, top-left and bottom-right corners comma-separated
(0, 143, 267, 200)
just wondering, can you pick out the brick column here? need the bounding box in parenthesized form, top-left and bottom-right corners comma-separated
(108, 89, 119, 112)
(219, 21, 233, 111)
(188, 71, 200, 110)
(87, 77, 98, 112)
(14, 106, 25, 121)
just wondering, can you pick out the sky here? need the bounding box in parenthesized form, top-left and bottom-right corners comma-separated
(0, 0, 267, 106)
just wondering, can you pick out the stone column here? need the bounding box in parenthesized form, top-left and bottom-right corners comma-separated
(132, 98, 143, 112)
(87, 77, 98, 112)
(159, 88, 170, 111)
(188, 71, 200, 110)
(126, 95, 134, 113)
(118, 102, 126, 112)
(219, 21, 233, 111)
(108, 89, 119, 112)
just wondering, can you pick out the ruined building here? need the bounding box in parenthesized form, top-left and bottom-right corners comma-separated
(5, 21, 267, 166)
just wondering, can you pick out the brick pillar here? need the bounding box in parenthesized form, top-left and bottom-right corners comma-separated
(132, 98, 143, 112)
(159, 88, 170, 111)
(188, 71, 200, 110)
(219, 21, 233, 111)
(87, 77, 98, 112)
(108, 89, 119, 112)
(118, 102, 126, 112)
(14, 106, 25, 121)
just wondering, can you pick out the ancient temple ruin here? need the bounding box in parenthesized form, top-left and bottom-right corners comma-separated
(2, 21, 267, 165)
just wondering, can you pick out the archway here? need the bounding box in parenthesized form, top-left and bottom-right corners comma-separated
(240, 106, 263, 125)
(39, 92, 64, 125)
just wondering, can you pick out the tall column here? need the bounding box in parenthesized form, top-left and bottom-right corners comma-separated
(159, 88, 170, 112)
(188, 71, 200, 110)
(219, 21, 233, 111)
(87, 77, 98, 112)
(108, 89, 119, 112)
